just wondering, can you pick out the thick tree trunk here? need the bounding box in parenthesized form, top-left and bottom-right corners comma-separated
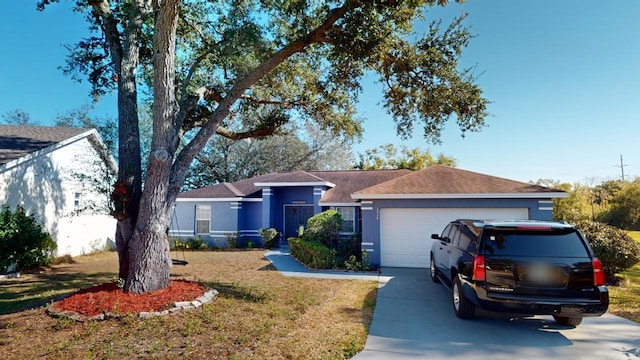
(123, 0, 180, 294)
(125, 207, 172, 293)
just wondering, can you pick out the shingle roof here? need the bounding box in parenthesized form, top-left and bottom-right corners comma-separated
(179, 173, 279, 198)
(353, 165, 561, 197)
(308, 170, 412, 203)
(178, 166, 563, 202)
(253, 170, 331, 185)
(0, 125, 90, 165)
(177, 169, 411, 202)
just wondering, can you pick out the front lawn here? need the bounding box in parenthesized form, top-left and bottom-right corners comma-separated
(0, 251, 377, 359)
(627, 231, 640, 242)
(607, 232, 640, 323)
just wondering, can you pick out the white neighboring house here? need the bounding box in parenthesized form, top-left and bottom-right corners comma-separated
(0, 125, 117, 256)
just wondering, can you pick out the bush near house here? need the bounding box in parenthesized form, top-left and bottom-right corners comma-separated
(303, 210, 342, 249)
(0, 205, 56, 272)
(576, 220, 640, 280)
(288, 237, 334, 269)
(259, 228, 279, 249)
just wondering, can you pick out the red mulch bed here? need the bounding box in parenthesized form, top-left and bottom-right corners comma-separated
(50, 280, 206, 317)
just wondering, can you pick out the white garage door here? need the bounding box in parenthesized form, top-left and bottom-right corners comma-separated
(379, 208, 529, 268)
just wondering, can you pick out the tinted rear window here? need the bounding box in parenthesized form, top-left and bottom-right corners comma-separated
(481, 229, 589, 257)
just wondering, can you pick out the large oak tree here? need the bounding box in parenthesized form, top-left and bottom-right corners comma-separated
(37, 0, 488, 293)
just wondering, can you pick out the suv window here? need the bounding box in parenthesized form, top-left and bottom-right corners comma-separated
(481, 229, 589, 257)
(457, 224, 477, 252)
(449, 225, 462, 246)
(440, 224, 455, 243)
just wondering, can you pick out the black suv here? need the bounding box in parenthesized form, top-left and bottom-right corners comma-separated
(430, 220, 609, 326)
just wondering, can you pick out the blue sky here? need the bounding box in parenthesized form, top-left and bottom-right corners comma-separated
(1, 1, 638, 184)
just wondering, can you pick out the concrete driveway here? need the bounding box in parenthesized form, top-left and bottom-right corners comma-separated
(354, 268, 640, 360)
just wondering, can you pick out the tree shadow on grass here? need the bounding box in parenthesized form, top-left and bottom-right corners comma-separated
(0, 271, 116, 315)
(202, 281, 268, 303)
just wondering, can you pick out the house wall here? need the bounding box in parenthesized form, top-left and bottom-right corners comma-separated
(171, 199, 264, 247)
(360, 197, 554, 267)
(0, 135, 116, 257)
(240, 200, 262, 245)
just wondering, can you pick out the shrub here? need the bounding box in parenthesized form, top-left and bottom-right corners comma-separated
(344, 251, 371, 271)
(225, 232, 239, 248)
(0, 205, 56, 271)
(337, 233, 362, 262)
(185, 237, 208, 250)
(575, 220, 640, 279)
(303, 210, 342, 249)
(288, 238, 334, 269)
(259, 228, 279, 249)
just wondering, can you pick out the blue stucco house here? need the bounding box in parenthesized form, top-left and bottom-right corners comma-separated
(170, 165, 566, 268)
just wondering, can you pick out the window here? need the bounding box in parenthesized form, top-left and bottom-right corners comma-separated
(333, 207, 355, 233)
(73, 192, 82, 211)
(482, 229, 588, 257)
(440, 224, 454, 243)
(195, 205, 211, 235)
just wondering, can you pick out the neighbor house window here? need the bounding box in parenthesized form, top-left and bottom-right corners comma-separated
(74, 192, 82, 211)
(195, 205, 211, 235)
(333, 207, 355, 233)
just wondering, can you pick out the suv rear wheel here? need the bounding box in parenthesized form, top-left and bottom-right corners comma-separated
(553, 315, 583, 327)
(430, 256, 440, 283)
(452, 276, 475, 319)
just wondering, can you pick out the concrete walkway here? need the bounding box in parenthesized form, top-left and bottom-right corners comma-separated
(264, 247, 388, 281)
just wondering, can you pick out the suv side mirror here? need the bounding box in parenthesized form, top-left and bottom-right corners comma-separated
(431, 234, 440, 240)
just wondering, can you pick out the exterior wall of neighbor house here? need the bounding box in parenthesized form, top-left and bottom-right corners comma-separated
(0, 135, 116, 257)
(359, 197, 555, 267)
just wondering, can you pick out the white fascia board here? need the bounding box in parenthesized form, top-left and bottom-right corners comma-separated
(351, 192, 568, 200)
(320, 202, 360, 207)
(175, 197, 263, 203)
(176, 197, 244, 202)
(254, 181, 336, 188)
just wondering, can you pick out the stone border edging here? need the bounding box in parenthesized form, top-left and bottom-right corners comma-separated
(47, 289, 219, 322)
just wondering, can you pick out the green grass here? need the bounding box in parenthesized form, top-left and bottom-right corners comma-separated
(608, 231, 640, 323)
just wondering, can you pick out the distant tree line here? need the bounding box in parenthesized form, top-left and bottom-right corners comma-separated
(534, 178, 640, 231)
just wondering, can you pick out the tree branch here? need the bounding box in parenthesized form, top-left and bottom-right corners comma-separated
(215, 126, 279, 140)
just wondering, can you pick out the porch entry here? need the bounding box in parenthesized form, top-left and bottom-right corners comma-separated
(284, 205, 315, 240)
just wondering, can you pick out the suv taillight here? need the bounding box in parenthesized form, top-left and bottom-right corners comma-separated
(472, 255, 486, 281)
(592, 258, 605, 286)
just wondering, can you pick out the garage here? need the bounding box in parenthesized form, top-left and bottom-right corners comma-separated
(379, 207, 529, 268)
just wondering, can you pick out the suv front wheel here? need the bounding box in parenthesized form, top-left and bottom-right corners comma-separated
(452, 276, 475, 319)
(430, 256, 440, 283)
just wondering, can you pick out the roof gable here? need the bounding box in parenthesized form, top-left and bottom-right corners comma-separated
(253, 171, 335, 187)
(308, 169, 411, 204)
(352, 165, 565, 199)
(0, 125, 90, 165)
